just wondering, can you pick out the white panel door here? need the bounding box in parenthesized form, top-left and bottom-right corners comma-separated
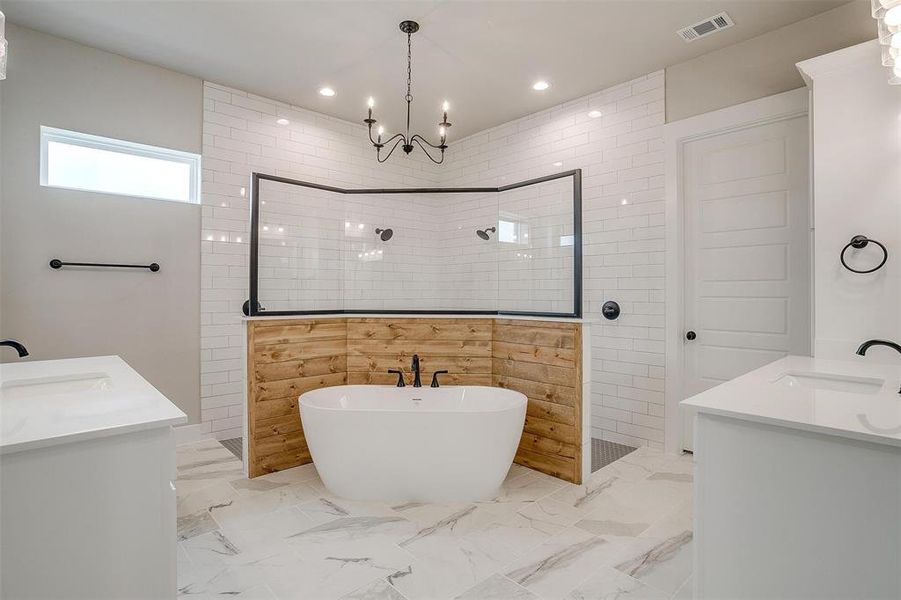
(682, 116, 811, 450)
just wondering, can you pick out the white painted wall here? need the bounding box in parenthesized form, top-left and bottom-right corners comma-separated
(665, 1, 875, 123)
(798, 41, 901, 363)
(0, 25, 203, 422)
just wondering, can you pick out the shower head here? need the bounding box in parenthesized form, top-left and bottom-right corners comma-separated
(476, 227, 496, 241)
(375, 228, 393, 241)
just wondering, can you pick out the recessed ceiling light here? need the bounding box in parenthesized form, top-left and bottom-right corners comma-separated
(276, 118, 290, 125)
(621, 198, 629, 205)
(532, 80, 550, 91)
(552, 161, 563, 167)
(319, 87, 336, 97)
(588, 110, 603, 119)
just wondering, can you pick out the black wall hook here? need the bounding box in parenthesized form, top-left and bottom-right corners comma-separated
(840, 235, 888, 274)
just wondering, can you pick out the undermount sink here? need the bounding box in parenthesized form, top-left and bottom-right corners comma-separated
(0, 372, 112, 400)
(773, 371, 884, 395)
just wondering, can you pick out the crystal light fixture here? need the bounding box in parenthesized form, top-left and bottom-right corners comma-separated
(364, 20, 451, 164)
(0, 11, 8, 81)
(872, 0, 901, 84)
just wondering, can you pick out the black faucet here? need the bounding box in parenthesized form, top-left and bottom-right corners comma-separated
(856, 340, 901, 394)
(0, 340, 29, 358)
(411, 354, 422, 388)
(430, 370, 448, 388)
(856, 339, 901, 357)
(387, 369, 406, 387)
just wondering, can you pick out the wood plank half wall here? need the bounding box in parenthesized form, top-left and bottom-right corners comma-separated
(246, 317, 584, 483)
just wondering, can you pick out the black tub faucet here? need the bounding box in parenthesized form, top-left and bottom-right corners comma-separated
(411, 354, 422, 388)
(387, 369, 405, 387)
(430, 370, 448, 388)
(0, 340, 28, 358)
(856, 339, 901, 357)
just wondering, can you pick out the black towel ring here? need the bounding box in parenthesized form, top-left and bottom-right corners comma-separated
(840, 235, 888, 274)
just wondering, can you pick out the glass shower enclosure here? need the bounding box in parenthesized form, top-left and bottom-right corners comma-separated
(247, 170, 582, 318)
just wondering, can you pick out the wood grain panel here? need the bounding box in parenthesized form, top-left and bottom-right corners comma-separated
(254, 338, 346, 363)
(348, 372, 492, 386)
(493, 320, 583, 484)
(347, 355, 492, 374)
(246, 319, 347, 477)
(494, 375, 577, 407)
(253, 321, 348, 345)
(492, 358, 575, 387)
(347, 320, 492, 341)
(346, 318, 493, 389)
(492, 341, 576, 368)
(254, 372, 347, 402)
(526, 398, 577, 426)
(247, 317, 583, 483)
(255, 355, 346, 383)
(492, 325, 575, 348)
(348, 339, 491, 357)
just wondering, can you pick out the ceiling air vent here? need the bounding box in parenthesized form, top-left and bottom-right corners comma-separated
(677, 12, 734, 43)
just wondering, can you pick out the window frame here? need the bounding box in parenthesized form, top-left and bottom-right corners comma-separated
(39, 125, 201, 204)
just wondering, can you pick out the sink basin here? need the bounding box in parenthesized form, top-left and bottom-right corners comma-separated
(773, 371, 884, 395)
(0, 373, 112, 400)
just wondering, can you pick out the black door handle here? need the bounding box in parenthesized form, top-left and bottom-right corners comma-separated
(686, 330, 697, 341)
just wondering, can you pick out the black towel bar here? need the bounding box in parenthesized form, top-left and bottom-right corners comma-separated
(49, 259, 160, 272)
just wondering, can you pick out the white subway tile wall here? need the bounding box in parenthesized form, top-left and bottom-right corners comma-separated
(200, 82, 442, 439)
(201, 71, 666, 447)
(439, 71, 667, 448)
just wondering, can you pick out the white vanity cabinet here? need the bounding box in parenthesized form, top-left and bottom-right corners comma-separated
(682, 356, 901, 599)
(0, 356, 187, 599)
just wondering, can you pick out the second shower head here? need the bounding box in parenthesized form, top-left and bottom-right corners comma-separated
(476, 227, 496, 240)
(375, 228, 393, 241)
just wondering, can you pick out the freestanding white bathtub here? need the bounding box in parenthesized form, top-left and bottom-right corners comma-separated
(299, 385, 527, 502)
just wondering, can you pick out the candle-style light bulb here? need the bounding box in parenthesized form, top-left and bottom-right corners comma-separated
(439, 126, 446, 143)
(377, 125, 384, 143)
(367, 96, 375, 121)
(441, 100, 449, 124)
(368, 97, 375, 109)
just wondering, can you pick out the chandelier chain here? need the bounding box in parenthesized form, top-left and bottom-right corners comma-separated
(405, 32, 413, 103)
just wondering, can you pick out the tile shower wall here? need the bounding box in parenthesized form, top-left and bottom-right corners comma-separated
(441, 71, 666, 448)
(200, 82, 441, 439)
(201, 71, 666, 448)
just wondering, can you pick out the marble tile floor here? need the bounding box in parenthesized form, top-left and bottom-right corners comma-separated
(176, 439, 694, 600)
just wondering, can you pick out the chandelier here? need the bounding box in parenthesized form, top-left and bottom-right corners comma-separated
(364, 20, 451, 164)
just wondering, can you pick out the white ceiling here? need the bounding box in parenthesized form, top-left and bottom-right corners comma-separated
(2, 0, 847, 139)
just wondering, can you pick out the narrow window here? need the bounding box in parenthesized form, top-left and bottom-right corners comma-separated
(40, 126, 200, 204)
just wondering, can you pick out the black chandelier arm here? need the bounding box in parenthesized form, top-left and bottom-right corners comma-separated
(377, 137, 407, 163)
(367, 123, 405, 148)
(410, 133, 447, 151)
(411, 137, 445, 165)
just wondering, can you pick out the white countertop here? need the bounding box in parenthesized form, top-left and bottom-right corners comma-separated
(0, 356, 187, 455)
(681, 355, 901, 447)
